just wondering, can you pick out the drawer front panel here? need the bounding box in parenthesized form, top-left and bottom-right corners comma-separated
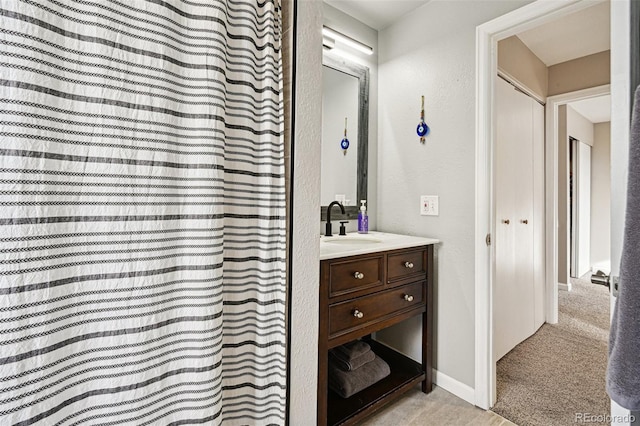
(329, 281, 424, 338)
(329, 256, 383, 298)
(387, 249, 426, 282)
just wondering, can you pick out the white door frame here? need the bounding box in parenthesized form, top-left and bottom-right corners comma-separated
(549, 86, 610, 290)
(474, 0, 625, 410)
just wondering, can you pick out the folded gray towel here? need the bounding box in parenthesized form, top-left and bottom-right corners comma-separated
(333, 340, 370, 361)
(328, 354, 390, 398)
(329, 347, 375, 371)
(607, 85, 640, 411)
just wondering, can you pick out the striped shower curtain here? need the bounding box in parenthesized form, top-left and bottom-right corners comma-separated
(0, 1, 286, 425)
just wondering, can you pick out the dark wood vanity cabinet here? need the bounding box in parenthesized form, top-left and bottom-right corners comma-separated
(318, 245, 434, 426)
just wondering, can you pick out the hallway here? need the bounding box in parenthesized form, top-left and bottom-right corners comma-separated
(492, 276, 610, 425)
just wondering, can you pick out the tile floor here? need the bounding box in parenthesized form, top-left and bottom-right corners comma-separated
(359, 386, 516, 426)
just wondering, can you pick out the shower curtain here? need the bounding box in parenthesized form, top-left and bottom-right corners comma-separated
(0, 1, 286, 425)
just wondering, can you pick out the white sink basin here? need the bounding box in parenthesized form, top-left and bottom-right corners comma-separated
(323, 236, 382, 245)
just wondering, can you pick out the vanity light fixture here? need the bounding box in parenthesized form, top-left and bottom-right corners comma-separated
(322, 26, 373, 56)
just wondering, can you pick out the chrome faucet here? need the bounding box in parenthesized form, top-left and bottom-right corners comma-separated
(325, 201, 346, 237)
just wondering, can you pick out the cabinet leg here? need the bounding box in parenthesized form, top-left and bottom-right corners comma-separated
(422, 245, 434, 394)
(318, 347, 328, 425)
(421, 309, 432, 394)
(422, 377, 433, 394)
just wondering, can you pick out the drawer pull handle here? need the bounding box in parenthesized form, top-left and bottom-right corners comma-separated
(404, 261, 414, 269)
(404, 294, 414, 302)
(353, 309, 364, 319)
(354, 272, 365, 280)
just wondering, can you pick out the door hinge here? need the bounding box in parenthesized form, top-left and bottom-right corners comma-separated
(486, 233, 491, 246)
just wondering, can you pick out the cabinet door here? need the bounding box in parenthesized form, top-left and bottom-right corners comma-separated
(494, 77, 536, 361)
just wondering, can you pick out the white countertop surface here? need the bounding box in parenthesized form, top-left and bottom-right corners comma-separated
(319, 231, 440, 260)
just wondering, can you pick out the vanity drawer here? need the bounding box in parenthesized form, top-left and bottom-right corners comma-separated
(327, 255, 384, 298)
(328, 281, 424, 338)
(387, 248, 427, 283)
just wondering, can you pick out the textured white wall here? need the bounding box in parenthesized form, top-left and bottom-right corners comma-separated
(373, 0, 530, 389)
(591, 121, 611, 273)
(290, 0, 322, 423)
(290, 3, 380, 419)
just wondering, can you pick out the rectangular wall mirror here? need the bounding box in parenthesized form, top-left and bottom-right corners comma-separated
(320, 53, 370, 221)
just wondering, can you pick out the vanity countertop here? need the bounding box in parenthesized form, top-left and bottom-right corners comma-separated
(319, 231, 439, 260)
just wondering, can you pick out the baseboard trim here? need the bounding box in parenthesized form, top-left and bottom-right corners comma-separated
(558, 282, 572, 292)
(432, 369, 475, 405)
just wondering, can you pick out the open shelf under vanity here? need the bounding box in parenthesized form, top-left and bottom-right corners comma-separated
(327, 339, 425, 426)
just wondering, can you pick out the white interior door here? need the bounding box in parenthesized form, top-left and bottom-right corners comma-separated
(577, 142, 592, 278)
(494, 76, 519, 361)
(610, 105, 632, 423)
(494, 77, 536, 361)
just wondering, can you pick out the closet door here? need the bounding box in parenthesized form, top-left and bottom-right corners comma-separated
(576, 142, 592, 278)
(494, 77, 535, 361)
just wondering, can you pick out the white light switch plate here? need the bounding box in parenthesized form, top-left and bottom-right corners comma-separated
(420, 195, 439, 216)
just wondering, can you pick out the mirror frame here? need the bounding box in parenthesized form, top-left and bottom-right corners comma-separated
(320, 53, 370, 221)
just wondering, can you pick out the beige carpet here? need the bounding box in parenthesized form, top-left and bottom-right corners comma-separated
(491, 276, 610, 426)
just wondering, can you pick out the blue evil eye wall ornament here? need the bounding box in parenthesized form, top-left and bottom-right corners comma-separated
(341, 117, 350, 155)
(417, 95, 430, 143)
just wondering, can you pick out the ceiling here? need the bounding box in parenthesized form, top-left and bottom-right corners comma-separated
(325, 1, 610, 64)
(324, 0, 431, 30)
(517, 1, 610, 66)
(323, 0, 612, 124)
(568, 95, 611, 124)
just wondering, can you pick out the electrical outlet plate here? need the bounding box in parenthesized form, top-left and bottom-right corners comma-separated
(420, 195, 439, 216)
